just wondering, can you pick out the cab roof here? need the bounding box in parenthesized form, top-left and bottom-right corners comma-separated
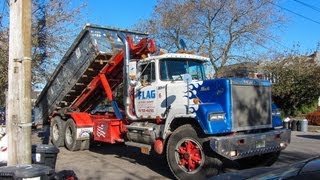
(144, 53, 210, 62)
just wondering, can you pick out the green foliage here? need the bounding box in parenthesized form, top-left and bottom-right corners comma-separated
(264, 53, 320, 116)
(297, 100, 318, 115)
(0, 29, 8, 105)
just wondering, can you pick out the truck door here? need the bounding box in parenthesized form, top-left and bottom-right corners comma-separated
(157, 58, 206, 116)
(157, 59, 190, 116)
(135, 61, 157, 118)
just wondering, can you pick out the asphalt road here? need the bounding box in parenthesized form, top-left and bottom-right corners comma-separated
(32, 130, 320, 180)
(274, 131, 320, 166)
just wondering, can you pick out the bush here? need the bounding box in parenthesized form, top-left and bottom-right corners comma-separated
(306, 111, 320, 126)
(264, 54, 320, 116)
(297, 100, 318, 115)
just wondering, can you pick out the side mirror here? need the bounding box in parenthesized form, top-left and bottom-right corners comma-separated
(129, 61, 137, 87)
(130, 79, 137, 87)
(129, 61, 137, 77)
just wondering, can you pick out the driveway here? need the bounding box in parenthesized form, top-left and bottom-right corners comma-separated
(31, 130, 319, 179)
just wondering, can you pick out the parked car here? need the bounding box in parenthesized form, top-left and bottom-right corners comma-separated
(211, 156, 320, 180)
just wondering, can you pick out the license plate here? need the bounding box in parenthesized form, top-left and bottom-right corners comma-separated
(256, 140, 266, 148)
(141, 147, 150, 155)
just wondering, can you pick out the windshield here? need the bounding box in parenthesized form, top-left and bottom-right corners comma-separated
(159, 58, 206, 81)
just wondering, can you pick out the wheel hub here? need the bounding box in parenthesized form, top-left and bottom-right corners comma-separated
(175, 139, 204, 173)
(52, 124, 59, 140)
(65, 127, 73, 145)
(183, 153, 190, 159)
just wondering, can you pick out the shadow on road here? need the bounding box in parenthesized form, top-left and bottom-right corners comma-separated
(296, 134, 320, 140)
(34, 127, 173, 179)
(276, 150, 318, 166)
(89, 143, 174, 179)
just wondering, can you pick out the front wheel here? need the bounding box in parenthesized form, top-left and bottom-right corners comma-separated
(166, 124, 222, 180)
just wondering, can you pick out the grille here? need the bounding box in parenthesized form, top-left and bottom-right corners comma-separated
(231, 84, 272, 131)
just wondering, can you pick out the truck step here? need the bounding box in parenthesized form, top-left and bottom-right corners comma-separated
(126, 125, 153, 131)
(125, 141, 151, 155)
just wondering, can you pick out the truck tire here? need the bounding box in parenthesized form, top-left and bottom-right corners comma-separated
(50, 116, 66, 147)
(64, 118, 81, 151)
(236, 151, 280, 169)
(166, 124, 222, 180)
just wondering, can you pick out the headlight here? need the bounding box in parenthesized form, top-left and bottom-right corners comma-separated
(209, 113, 225, 121)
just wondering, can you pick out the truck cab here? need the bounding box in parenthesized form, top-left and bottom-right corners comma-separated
(134, 53, 207, 119)
(130, 52, 286, 135)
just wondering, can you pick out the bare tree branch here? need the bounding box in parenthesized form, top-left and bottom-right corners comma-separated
(136, 0, 285, 75)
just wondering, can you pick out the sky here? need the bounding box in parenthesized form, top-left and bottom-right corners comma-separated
(276, 0, 320, 53)
(74, 0, 157, 29)
(73, 0, 320, 54)
(0, 0, 318, 54)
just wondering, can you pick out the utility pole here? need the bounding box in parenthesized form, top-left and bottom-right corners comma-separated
(7, 0, 32, 165)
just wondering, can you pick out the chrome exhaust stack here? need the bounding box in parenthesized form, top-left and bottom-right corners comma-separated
(117, 32, 138, 121)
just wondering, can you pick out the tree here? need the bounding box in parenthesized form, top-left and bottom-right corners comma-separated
(137, 0, 197, 52)
(0, 29, 8, 105)
(31, 0, 86, 89)
(136, 0, 285, 74)
(0, 0, 86, 105)
(263, 52, 320, 116)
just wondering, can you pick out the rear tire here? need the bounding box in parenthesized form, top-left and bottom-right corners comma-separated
(166, 124, 222, 180)
(50, 116, 66, 147)
(64, 119, 81, 151)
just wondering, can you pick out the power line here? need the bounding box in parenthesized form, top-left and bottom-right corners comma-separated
(269, 1, 320, 25)
(260, 33, 290, 50)
(243, 35, 275, 52)
(238, 21, 290, 51)
(293, 0, 320, 13)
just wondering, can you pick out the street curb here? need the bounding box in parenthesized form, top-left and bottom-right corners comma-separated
(308, 125, 320, 133)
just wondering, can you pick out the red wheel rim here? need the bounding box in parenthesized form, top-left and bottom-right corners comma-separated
(175, 138, 204, 173)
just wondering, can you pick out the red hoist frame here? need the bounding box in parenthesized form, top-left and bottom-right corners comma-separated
(66, 36, 156, 144)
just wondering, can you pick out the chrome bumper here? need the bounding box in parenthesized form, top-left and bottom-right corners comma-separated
(210, 129, 291, 160)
